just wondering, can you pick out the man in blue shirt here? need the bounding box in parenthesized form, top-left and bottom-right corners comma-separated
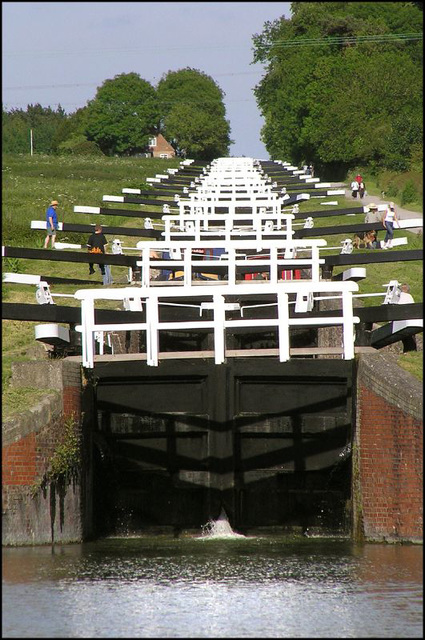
(44, 200, 59, 248)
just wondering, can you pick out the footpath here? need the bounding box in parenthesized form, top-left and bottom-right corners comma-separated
(341, 187, 423, 233)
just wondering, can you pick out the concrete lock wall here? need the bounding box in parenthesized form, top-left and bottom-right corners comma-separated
(2, 360, 84, 546)
(353, 353, 423, 543)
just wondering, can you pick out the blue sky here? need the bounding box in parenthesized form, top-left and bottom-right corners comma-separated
(2, 2, 292, 159)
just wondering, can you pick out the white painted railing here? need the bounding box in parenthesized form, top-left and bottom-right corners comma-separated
(63, 157, 362, 368)
(179, 192, 286, 216)
(159, 212, 296, 243)
(74, 280, 360, 368)
(133, 238, 326, 286)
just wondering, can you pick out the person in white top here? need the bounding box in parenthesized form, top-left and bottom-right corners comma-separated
(398, 283, 415, 304)
(382, 201, 398, 249)
(350, 179, 359, 198)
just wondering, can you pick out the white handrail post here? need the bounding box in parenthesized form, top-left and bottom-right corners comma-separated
(142, 246, 150, 287)
(195, 218, 201, 242)
(255, 217, 262, 246)
(342, 289, 355, 359)
(81, 297, 95, 368)
(184, 247, 192, 286)
(213, 294, 226, 364)
(270, 246, 278, 284)
(311, 246, 320, 281)
(228, 247, 236, 286)
(225, 217, 232, 244)
(97, 331, 104, 355)
(164, 219, 171, 242)
(146, 294, 159, 366)
(277, 291, 290, 362)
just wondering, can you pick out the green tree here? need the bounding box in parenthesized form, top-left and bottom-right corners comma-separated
(51, 106, 90, 153)
(2, 108, 29, 154)
(164, 103, 231, 160)
(26, 104, 67, 154)
(84, 72, 160, 155)
(2, 104, 67, 154)
(156, 68, 232, 160)
(253, 2, 423, 173)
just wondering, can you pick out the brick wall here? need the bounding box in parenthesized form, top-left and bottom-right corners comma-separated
(353, 353, 423, 542)
(2, 360, 84, 545)
(2, 433, 37, 486)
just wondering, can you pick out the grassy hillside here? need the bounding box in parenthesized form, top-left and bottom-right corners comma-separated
(2, 154, 423, 416)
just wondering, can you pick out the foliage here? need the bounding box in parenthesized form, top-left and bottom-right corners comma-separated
(2, 104, 67, 155)
(157, 68, 233, 159)
(51, 106, 90, 153)
(252, 2, 423, 173)
(4, 257, 22, 273)
(3, 67, 233, 160)
(84, 72, 160, 156)
(58, 135, 104, 156)
(164, 103, 231, 160)
(44, 414, 81, 484)
(361, 167, 423, 210)
(400, 179, 418, 205)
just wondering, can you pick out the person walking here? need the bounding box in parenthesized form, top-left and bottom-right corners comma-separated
(87, 224, 109, 279)
(350, 179, 359, 199)
(382, 202, 398, 249)
(358, 180, 366, 199)
(44, 200, 59, 248)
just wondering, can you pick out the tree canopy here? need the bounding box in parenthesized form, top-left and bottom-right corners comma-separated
(2, 104, 67, 155)
(156, 68, 232, 160)
(2, 67, 232, 159)
(253, 1, 423, 173)
(84, 72, 160, 155)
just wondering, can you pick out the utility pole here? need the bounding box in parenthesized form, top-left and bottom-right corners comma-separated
(30, 129, 33, 156)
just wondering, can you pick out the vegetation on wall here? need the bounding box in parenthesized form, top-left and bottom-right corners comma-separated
(30, 413, 81, 498)
(44, 414, 81, 485)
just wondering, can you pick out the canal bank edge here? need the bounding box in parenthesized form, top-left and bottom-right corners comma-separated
(2, 355, 423, 545)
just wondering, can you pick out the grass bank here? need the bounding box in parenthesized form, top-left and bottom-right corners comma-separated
(346, 166, 423, 214)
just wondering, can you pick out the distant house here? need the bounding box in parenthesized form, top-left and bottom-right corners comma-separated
(148, 134, 176, 158)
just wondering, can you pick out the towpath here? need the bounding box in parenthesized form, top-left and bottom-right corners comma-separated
(340, 186, 423, 233)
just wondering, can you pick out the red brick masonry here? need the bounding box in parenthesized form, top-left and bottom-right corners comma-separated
(355, 354, 423, 542)
(2, 433, 37, 486)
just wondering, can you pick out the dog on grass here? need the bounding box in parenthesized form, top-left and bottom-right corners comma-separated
(353, 230, 377, 249)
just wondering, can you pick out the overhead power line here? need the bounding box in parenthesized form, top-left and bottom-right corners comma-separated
(3, 71, 263, 92)
(262, 32, 422, 49)
(3, 32, 421, 58)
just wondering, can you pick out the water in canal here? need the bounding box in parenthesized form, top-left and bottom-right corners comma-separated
(2, 520, 422, 638)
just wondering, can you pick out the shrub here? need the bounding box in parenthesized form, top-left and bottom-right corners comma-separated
(58, 135, 103, 156)
(385, 183, 399, 198)
(400, 180, 418, 206)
